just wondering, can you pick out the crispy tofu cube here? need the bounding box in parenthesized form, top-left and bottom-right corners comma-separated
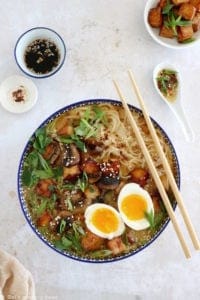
(159, 25, 175, 38)
(192, 12, 200, 31)
(178, 25, 194, 41)
(178, 3, 196, 19)
(172, 0, 189, 4)
(81, 230, 104, 252)
(190, 0, 200, 11)
(148, 7, 163, 28)
(158, 0, 167, 8)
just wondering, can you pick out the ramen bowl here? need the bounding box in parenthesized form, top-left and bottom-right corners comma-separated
(17, 99, 180, 263)
(14, 27, 66, 78)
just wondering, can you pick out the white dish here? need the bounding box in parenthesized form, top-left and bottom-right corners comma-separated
(153, 62, 194, 142)
(0, 75, 38, 113)
(14, 27, 66, 78)
(144, 0, 200, 49)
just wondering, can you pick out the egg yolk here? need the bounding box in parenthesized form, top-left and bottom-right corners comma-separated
(121, 194, 147, 220)
(91, 208, 119, 233)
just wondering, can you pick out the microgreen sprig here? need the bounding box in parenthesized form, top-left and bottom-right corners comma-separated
(75, 106, 106, 139)
(62, 172, 88, 192)
(145, 210, 155, 229)
(164, 10, 191, 36)
(157, 68, 178, 96)
(162, 0, 174, 15)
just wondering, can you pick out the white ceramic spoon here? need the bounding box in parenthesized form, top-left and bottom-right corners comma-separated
(153, 62, 194, 142)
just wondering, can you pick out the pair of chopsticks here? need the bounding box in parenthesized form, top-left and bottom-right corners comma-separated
(113, 70, 200, 259)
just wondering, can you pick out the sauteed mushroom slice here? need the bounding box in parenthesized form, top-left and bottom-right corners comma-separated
(85, 138, 104, 154)
(98, 161, 120, 190)
(84, 184, 100, 201)
(98, 176, 120, 190)
(63, 165, 81, 180)
(43, 141, 62, 166)
(63, 143, 80, 167)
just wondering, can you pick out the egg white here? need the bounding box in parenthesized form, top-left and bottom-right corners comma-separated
(84, 203, 125, 239)
(118, 183, 154, 231)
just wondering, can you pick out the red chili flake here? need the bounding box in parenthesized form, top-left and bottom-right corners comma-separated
(12, 86, 26, 102)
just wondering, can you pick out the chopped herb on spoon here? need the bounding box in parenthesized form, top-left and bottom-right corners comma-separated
(156, 69, 178, 102)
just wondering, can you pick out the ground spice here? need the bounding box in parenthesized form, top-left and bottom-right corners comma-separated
(12, 86, 26, 102)
(24, 39, 60, 74)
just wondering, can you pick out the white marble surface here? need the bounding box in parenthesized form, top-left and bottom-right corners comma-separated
(0, 1, 200, 299)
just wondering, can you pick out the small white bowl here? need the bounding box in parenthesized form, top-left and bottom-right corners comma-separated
(14, 27, 66, 78)
(0, 75, 38, 113)
(144, 0, 200, 49)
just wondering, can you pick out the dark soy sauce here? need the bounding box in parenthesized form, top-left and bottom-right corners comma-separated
(24, 39, 60, 74)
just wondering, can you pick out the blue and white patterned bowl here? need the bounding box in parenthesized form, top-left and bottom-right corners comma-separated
(17, 99, 180, 263)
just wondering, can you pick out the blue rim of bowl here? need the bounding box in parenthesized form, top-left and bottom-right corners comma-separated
(17, 99, 181, 263)
(14, 26, 66, 79)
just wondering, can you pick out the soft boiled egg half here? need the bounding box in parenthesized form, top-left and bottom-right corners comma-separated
(84, 203, 125, 239)
(118, 183, 154, 231)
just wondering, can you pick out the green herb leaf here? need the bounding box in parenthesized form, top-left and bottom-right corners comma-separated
(54, 240, 67, 250)
(65, 232, 82, 251)
(24, 151, 39, 169)
(162, 69, 177, 75)
(62, 172, 88, 193)
(21, 168, 34, 187)
(156, 69, 178, 98)
(33, 127, 51, 151)
(145, 210, 155, 229)
(62, 183, 76, 191)
(32, 169, 53, 179)
(51, 193, 57, 202)
(59, 219, 67, 234)
(162, 0, 174, 15)
(72, 221, 85, 237)
(36, 199, 48, 216)
(74, 106, 104, 139)
(38, 153, 51, 171)
(93, 105, 107, 123)
(65, 197, 74, 211)
(164, 10, 191, 35)
(69, 235, 82, 251)
(53, 166, 63, 178)
(180, 37, 195, 44)
(76, 172, 88, 192)
(61, 236, 73, 248)
(177, 19, 192, 26)
(29, 153, 54, 179)
(90, 249, 112, 258)
(55, 223, 84, 252)
(83, 107, 91, 121)
(59, 135, 87, 152)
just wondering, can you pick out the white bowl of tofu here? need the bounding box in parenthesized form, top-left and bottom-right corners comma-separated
(144, 0, 200, 49)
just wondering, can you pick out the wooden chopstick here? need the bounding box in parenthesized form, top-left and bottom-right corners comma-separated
(113, 79, 191, 259)
(128, 70, 200, 252)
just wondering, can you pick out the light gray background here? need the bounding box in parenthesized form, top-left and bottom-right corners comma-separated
(0, 1, 200, 299)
